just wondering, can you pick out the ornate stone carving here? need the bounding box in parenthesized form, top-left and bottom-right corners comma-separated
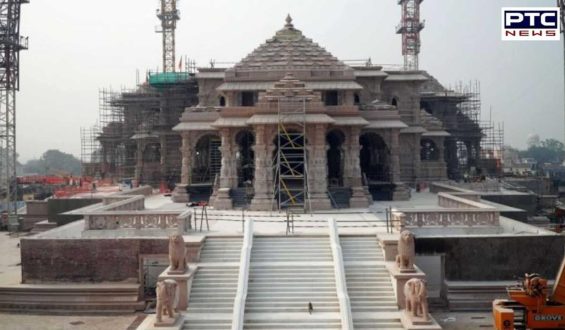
(396, 230, 415, 272)
(168, 234, 187, 273)
(404, 278, 429, 321)
(156, 279, 178, 323)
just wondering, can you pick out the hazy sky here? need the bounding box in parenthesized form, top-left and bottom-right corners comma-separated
(17, 0, 564, 162)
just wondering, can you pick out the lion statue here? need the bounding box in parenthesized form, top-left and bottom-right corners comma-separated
(396, 230, 415, 272)
(168, 234, 187, 273)
(404, 278, 429, 321)
(156, 279, 178, 323)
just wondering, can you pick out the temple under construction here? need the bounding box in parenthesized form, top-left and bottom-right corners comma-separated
(81, 10, 503, 211)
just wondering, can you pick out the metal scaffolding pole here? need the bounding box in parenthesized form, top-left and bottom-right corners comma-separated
(272, 96, 311, 213)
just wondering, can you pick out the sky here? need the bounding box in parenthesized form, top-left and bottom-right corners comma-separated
(16, 0, 564, 162)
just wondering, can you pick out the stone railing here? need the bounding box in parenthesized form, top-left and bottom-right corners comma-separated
(392, 192, 499, 229)
(84, 211, 188, 231)
(231, 219, 253, 330)
(437, 192, 486, 208)
(327, 218, 354, 330)
(101, 195, 145, 212)
(77, 186, 195, 232)
(399, 209, 498, 228)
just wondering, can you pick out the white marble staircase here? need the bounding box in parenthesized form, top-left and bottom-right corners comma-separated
(243, 236, 342, 329)
(183, 237, 242, 330)
(341, 236, 403, 330)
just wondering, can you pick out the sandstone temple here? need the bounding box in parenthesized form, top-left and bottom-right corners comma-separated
(84, 16, 483, 212)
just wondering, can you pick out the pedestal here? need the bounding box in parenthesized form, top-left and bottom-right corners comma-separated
(154, 314, 181, 328)
(392, 183, 411, 201)
(377, 233, 400, 262)
(172, 184, 190, 203)
(309, 193, 333, 210)
(385, 262, 426, 309)
(158, 266, 196, 312)
(136, 314, 183, 330)
(349, 186, 372, 208)
(212, 188, 233, 210)
(249, 196, 274, 211)
(400, 311, 442, 330)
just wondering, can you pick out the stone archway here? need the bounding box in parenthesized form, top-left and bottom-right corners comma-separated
(235, 130, 255, 187)
(192, 134, 221, 184)
(360, 132, 391, 183)
(326, 129, 345, 187)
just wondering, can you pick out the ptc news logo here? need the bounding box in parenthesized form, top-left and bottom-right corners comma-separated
(502, 7, 560, 41)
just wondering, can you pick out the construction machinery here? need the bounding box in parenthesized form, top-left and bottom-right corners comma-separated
(493, 258, 565, 329)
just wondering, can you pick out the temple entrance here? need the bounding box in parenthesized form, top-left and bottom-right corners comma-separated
(231, 130, 255, 208)
(360, 133, 390, 182)
(360, 132, 393, 200)
(326, 130, 345, 187)
(272, 130, 307, 209)
(236, 130, 255, 187)
(187, 134, 221, 202)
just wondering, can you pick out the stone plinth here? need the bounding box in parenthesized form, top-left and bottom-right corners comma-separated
(400, 312, 442, 330)
(309, 193, 333, 210)
(158, 266, 196, 312)
(349, 187, 371, 208)
(172, 184, 189, 203)
(393, 183, 411, 201)
(385, 262, 426, 309)
(213, 188, 233, 210)
(137, 314, 183, 330)
(377, 233, 400, 262)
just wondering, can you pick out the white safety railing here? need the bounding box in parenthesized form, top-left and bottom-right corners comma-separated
(231, 219, 253, 330)
(327, 218, 354, 330)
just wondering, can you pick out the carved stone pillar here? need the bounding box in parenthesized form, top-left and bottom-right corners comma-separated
(160, 135, 167, 178)
(250, 125, 275, 211)
(214, 128, 235, 210)
(391, 129, 401, 183)
(173, 132, 192, 203)
(135, 140, 145, 184)
(307, 124, 332, 210)
(347, 127, 372, 208)
(391, 129, 410, 200)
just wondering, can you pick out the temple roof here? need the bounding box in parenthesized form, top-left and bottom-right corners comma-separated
(231, 15, 349, 72)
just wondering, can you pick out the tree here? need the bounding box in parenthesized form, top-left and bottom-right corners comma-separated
(22, 150, 81, 176)
(520, 138, 565, 165)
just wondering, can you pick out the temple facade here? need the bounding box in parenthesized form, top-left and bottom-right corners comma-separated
(171, 17, 451, 210)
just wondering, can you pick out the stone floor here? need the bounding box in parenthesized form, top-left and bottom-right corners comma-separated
(0, 232, 23, 285)
(0, 311, 493, 329)
(432, 312, 493, 329)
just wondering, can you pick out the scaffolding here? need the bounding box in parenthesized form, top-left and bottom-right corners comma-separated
(80, 126, 102, 178)
(272, 97, 311, 212)
(453, 81, 504, 177)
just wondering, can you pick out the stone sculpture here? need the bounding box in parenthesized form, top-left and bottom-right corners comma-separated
(156, 279, 178, 323)
(404, 278, 429, 321)
(396, 230, 415, 272)
(168, 234, 187, 273)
